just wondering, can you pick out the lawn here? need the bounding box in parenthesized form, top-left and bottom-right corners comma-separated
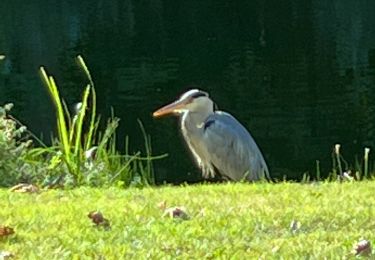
(1, 181, 374, 259)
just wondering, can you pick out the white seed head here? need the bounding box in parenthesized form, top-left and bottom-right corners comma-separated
(364, 147, 370, 160)
(75, 102, 83, 114)
(4, 103, 13, 111)
(334, 144, 341, 155)
(85, 146, 98, 160)
(19, 126, 27, 133)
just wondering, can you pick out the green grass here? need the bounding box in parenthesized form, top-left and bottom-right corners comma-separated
(1, 182, 374, 258)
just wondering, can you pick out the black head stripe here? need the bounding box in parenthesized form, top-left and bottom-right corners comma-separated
(191, 92, 207, 99)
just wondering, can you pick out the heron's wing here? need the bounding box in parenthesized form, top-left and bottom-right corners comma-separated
(202, 111, 270, 181)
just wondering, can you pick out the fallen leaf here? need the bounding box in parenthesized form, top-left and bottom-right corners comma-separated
(10, 183, 39, 193)
(342, 171, 354, 182)
(163, 207, 189, 220)
(353, 239, 372, 256)
(0, 226, 14, 237)
(0, 251, 14, 259)
(88, 211, 110, 229)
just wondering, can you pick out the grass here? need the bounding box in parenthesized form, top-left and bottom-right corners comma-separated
(1, 181, 374, 258)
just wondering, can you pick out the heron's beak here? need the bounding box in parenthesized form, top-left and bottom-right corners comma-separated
(153, 99, 189, 118)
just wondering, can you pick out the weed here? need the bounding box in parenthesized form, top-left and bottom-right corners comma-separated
(26, 56, 167, 187)
(0, 104, 34, 186)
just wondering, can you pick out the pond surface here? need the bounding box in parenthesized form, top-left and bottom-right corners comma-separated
(1, 1, 375, 182)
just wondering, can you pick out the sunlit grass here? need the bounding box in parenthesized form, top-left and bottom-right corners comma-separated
(1, 182, 374, 258)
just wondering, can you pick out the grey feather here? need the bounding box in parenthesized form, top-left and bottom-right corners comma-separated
(181, 110, 269, 181)
(202, 111, 270, 181)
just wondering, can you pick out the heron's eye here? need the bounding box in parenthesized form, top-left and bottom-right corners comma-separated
(191, 92, 207, 99)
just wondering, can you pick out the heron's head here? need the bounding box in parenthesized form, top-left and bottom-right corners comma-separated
(153, 89, 215, 118)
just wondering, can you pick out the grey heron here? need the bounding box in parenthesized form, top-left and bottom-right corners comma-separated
(153, 89, 270, 181)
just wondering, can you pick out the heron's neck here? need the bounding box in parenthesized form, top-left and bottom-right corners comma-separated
(182, 110, 213, 132)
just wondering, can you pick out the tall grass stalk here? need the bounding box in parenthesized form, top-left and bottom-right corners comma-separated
(354, 156, 361, 179)
(364, 147, 370, 179)
(138, 119, 154, 185)
(77, 55, 97, 151)
(334, 144, 343, 177)
(315, 160, 320, 181)
(40, 67, 75, 174)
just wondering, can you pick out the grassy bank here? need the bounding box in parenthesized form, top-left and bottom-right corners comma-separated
(1, 182, 374, 258)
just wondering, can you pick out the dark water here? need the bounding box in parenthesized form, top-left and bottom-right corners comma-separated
(1, 1, 375, 182)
